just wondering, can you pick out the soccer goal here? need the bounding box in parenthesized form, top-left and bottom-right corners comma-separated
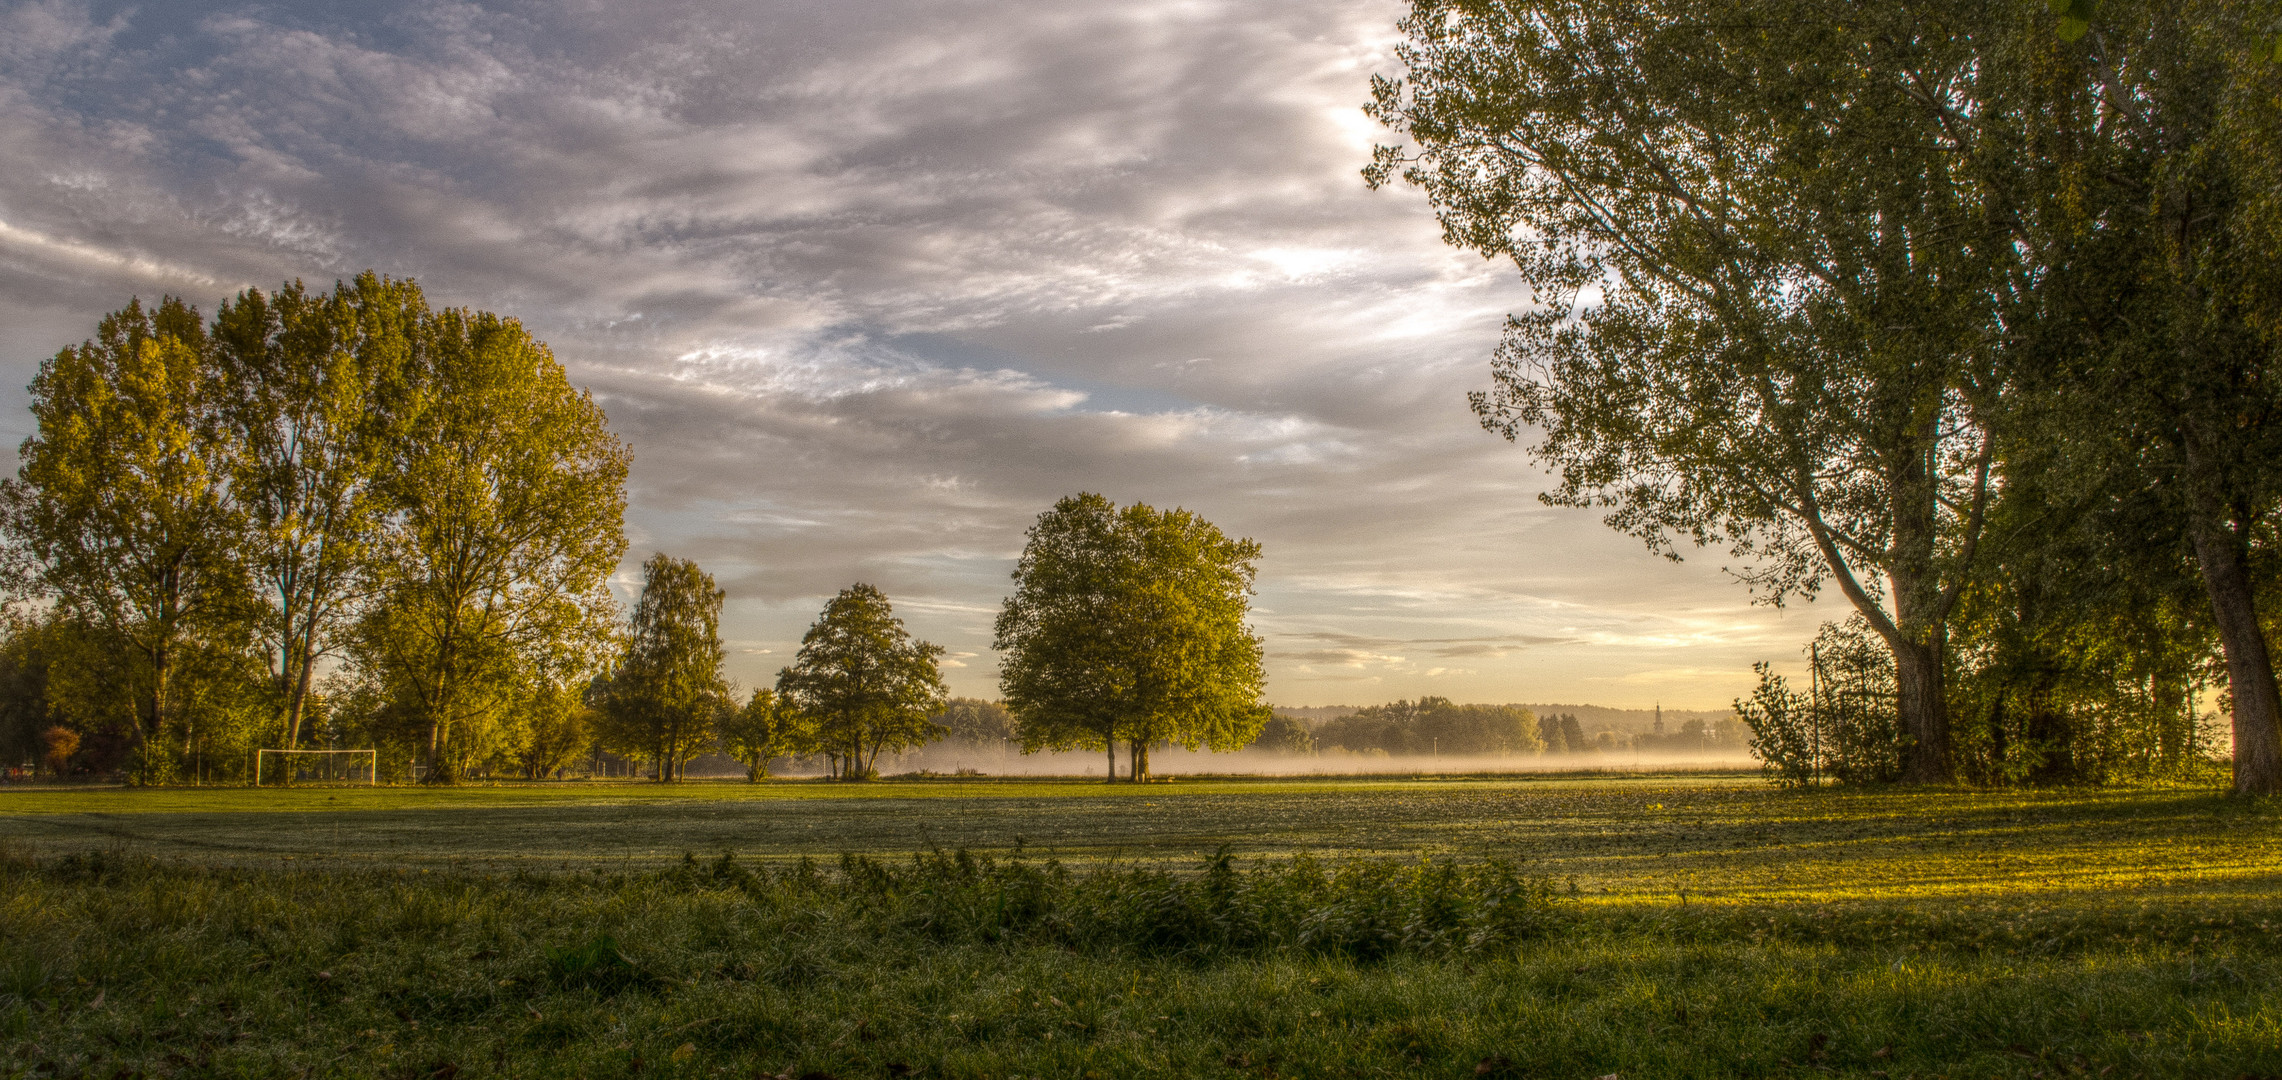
(254, 748, 378, 787)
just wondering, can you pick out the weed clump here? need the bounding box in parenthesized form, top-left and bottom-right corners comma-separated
(663, 847, 1568, 960)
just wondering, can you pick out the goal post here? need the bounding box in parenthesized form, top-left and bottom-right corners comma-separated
(254, 748, 379, 787)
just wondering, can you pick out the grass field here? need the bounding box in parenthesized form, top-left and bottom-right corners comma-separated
(4, 775, 2281, 1078)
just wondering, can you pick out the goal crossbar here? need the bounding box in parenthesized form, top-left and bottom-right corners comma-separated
(254, 748, 378, 786)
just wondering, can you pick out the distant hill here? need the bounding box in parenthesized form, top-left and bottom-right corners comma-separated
(1273, 702, 1730, 736)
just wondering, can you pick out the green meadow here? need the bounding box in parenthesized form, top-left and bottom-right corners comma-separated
(4, 776, 2280, 1078)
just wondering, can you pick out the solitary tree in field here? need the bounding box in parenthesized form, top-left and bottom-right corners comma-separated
(1368, 0, 2036, 782)
(1, 297, 250, 777)
(776, 584, 947, 780)
(596, 553, 728, 782)
(995, 493, 1267, 782)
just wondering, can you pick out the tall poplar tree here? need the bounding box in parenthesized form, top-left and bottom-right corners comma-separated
(2010, 0, 2282, 793)
(354, 304, 629, 782)
(210, 274, 422, 753)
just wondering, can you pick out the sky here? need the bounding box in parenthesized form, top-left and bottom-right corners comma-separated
(0, 0, 1822, 707)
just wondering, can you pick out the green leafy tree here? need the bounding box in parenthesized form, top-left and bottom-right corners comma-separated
(210, 274, 422, 753)
(595, 554, 728, 782)
(2004, 0, 2282, 793)
(776, 584, 947, 781)
(719, 687, 810, 780)
(0, 297, 252, 778)
(934, 697, 1018, 749)
(1317, 697, 1541, 756)
(994, 493, 1268, 782)
(1246, 713, 1316, 756)
(1367, 0, 2034, 782)
(352, 302, 629, 783)
(513, 677, 594, 780)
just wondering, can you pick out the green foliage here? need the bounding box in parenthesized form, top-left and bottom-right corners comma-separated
(718, 688, 811, 780)
(934, 697, 1017, 748)
(1735, 619, 1903, 787)
(1246, 713, 1315, 755)
(0, 276, 631, 785)
(593, 554, 728, 782)
(776, 584, 947, 780)
(210, 274, 424, 753)
(512, 678, 595, 780)
(1316, 697, 1541, 757)
(347, 300, 628, 783)
(995, 493, 1268, 781)
(0, 297, 252, 774)
(1370, 0, 2029, 784)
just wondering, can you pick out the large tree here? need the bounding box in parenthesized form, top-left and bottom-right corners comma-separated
(776, 584, 947, 780)
(209, 274, 423, 753)
(2009, 0, 2282, 793)
(994, 493, 1268, 782)
(1, 297, 250, 777)
(353, 303, 629, 783)
(1368, 0, 2035, 781)
(595, 553, 728, 782)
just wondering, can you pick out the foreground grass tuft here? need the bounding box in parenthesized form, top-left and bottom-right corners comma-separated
(4, 845, 2282, 1079)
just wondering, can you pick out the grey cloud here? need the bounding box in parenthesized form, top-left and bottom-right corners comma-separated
(0, 0, 1813, 707)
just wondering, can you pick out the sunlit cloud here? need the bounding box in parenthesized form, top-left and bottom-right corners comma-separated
(0, 0, 1818, 709)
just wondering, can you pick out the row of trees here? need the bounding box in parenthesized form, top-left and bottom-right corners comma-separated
(1315, 697, 1542, 756)
(0, 278, 629, 783)
(1370, 0, 2282, 790)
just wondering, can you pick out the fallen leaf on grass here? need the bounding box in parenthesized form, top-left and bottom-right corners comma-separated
(671, 1043, 697, 1063)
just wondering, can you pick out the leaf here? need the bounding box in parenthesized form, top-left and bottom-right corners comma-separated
(671, 1043, 696, 1063)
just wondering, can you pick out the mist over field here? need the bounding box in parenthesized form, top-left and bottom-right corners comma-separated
(737, 745, 1758, 780)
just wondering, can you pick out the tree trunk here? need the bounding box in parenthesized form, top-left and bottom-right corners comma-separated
(1105, 732, 1117, 783)
(1892, 633, 1949, 784)
(2182, 493, 2282, 794)
(1128, 739, 1149, 782)
(283, 652, 316, 751)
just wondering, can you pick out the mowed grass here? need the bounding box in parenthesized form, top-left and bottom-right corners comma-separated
(4, 776, 2281, 1078)
(2, 773, 2276, 904)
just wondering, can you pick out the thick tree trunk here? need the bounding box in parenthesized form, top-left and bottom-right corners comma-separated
(1128, 739, 1149, 783)
(1105, 736, 1117, 783)
(1892, 633, 1949, 784)
(2182, 497, 2282, 795)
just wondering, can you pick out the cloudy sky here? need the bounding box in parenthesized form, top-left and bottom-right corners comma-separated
(0, 0, 1819, 707)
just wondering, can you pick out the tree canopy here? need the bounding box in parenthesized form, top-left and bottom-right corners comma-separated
(2, 275, 633, 785)
(776, 584, 947, 781)
(1371, 0, 2282, 790)
(994, 493, 1268, 782)
(594, 553, 729, 782)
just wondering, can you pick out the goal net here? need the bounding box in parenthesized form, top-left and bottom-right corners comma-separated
(254, 748, 378, 786)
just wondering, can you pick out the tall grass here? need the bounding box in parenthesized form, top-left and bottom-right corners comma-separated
(4, 845, 2281, 1078)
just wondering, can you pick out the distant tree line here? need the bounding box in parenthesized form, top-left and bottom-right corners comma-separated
(1372, 0, 2282, 790)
